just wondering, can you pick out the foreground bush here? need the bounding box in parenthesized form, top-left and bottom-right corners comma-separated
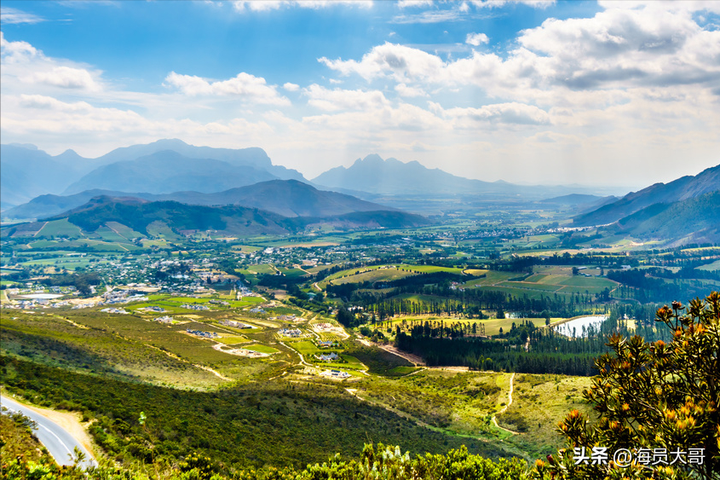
(2, 443, 527, 479)
(534, 292, 720, 479)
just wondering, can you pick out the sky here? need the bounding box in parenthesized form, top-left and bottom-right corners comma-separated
(1, 0, 719, 188)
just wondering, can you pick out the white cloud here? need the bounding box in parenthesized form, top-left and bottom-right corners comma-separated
(28, 66, 101, 91)
(1, 32, 39, 63)
(471, 0, 555, 8)
(466, 32, 489, 46)
(164, 72, 290, 105)
(0, 7, 45, 24)
(391, 9, 466, 24)
(319, 42, 446, 82)
(304, 84, 390, 111)
(395, 83, 427, 97)
(2, 33, 104, 94)
(398, 0, 434, 7)
(322, 4, 720, 97)
(232, 1, 372, 12)
(283, 82, 300, 91)
(435, 102, 552, 126)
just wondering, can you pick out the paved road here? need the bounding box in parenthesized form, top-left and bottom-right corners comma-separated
(1, 396, 96, 469)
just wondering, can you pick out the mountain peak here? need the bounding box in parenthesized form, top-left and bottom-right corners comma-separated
(149, 138, 190, 149)
(8, 143, 39, 150)
(359, 154, 385, 165)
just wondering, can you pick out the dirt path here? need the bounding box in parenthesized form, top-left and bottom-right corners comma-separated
(378, 344, 426, 366)
(33, 222, 49, 237)
(492, 373, 518, 435)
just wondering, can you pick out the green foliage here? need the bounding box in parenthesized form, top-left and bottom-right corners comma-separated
(535, 292, 720, 479)
(1, 357, 511, 475)
(2, 443, 526, 480)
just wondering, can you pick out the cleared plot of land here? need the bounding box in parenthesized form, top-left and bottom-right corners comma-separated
(324, 267, 414, 287)
(496, 373, 594, 457)
(145, 221, 181, 240)
(377, 317, 552, 337)
(34, 219, 83, 238)
(287, 340, 319, 355)
(127, 294, 263, 314)
(464, 271, 518, 286)
(398, 264, 465, 274)
(276, 267, 308, 278)
(698, 259, 720, 271)
(356, 369, 505, 434)
(242, 344, 280, 354)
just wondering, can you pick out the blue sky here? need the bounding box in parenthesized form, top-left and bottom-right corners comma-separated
(2, 1, 719, 187)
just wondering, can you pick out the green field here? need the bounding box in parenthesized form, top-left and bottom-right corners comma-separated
(243, 344, 280, 354)
(35, 219, 83, 238)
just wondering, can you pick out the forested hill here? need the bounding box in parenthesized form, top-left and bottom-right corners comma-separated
(19, 196, 430, 237)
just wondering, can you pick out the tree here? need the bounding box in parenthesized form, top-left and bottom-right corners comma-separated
(535, 292, 720, 479)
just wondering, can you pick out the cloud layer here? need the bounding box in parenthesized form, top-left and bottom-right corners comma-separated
(1, 2, 719, 187)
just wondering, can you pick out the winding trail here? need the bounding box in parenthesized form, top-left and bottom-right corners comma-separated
(491, 372, 518, 435)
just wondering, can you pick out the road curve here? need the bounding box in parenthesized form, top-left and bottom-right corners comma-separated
(1, 395, 97, 469)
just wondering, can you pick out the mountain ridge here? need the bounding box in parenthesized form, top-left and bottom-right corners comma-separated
(4, 180, 394, 221)
(574, 164, 720, 227)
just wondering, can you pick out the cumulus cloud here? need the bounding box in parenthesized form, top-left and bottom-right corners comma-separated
(395, 83, 427, 97)
(471, 0, 555, 8)
(433, 101, 552, 126)
(28, 66, 101, 91)
(164, 72, 290, 105)
(322, 4, 720, 98)
(283, 82, 300, 91)
(304, 84, 390, 111)
(398, 0, 434, 7)
(1, 32, 39, 63)
(466, 32, 489, 46)
(232, 1, 372, 12)
(319, 42, 445, 82)
(2, 33, 104, 94)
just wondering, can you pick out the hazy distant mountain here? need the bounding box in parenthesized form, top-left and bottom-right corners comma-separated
(0, 139, 306, 210)
(63, 151, 279, 195)
(312, 154, 592, 199)
(0, 144, 86, 208)
(157, 180, 392, 217)
(2, 189, 145, 221)
(5, 180, 393, 221)
(313, 154, 499, 196)
(539, 194, 607, 205)
(574, 164, 720, 226)
(92, 138, 305, 182)
(538, 194, 618, 214)
(34, 195, 428, 237)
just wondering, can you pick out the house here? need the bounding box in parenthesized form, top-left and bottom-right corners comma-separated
(278, 328, 302, 338)
(317, 352, 339, 362)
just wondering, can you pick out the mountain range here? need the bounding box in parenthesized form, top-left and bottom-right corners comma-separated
(0, 139, 305, 210)
(311, 154, 602, 200)
(3, 180, 393, 221)
(3, 195, 429, 239)
(573, 164, 720, 244)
